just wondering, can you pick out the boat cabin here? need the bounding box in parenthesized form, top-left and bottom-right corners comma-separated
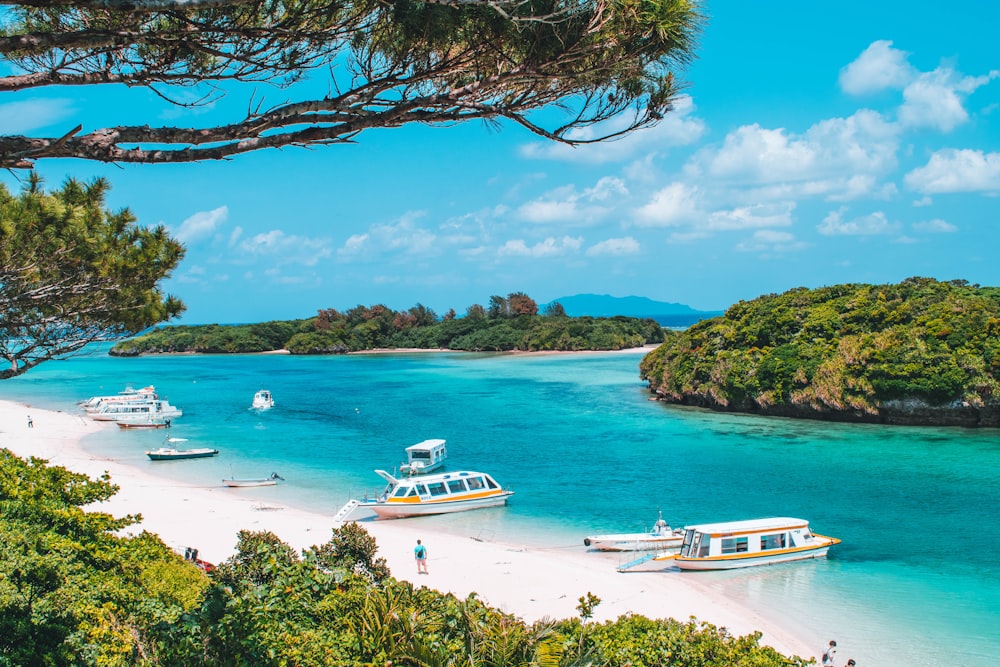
(400, 438, 447, 475)
(679, 517, 814, 558)
(375, 469, 501, 502)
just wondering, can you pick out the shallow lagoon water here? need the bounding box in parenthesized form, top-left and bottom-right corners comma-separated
(3, 348, 998, 666)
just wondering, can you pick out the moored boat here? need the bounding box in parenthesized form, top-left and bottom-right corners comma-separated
(81, 385, 158, 413)
(353, 469, 513, 519)
(146, 438, 219, 460)
(223, 472, 284, 487)
(251, 389, 274, 409)
(655, 517, 840, 570)
(91, 398, 182, 422)
(399, 438, 447, 475)
(117, 416, 173, 429)
(584, 512, 685, 552)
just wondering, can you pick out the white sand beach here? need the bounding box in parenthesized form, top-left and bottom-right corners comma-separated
(1, 398, 817, 661)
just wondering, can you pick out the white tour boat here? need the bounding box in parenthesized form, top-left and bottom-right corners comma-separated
(90, 399, 182, 422)
(251, 389, 274, 410)
(81, 385, 158, 414)
(655, 517, 840, 570)
(584, 512, 685, 552)
(399, 438, 448, 475)
(354, 469, 513, 519)
(146, 437, 218, 460)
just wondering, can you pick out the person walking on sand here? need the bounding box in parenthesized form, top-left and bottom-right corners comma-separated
(821, 640, 837, 666)
(414, 539, 428, 574)
(27, 415, 33, 428)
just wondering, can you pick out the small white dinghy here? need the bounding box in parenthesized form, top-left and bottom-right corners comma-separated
(223, 472, 284, 488)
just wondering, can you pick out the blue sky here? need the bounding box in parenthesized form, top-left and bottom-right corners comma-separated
(2, 1, 999, 324)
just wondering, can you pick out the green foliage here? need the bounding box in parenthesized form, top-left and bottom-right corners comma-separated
(113, 293, 666, 355)
(640, 277, 1000, 421)
(0, 174, 184, 378)
(0, 449, 210, 666)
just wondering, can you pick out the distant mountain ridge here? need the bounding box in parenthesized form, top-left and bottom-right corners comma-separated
(549, 294, 722, 324)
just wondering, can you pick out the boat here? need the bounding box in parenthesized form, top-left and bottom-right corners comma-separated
(223, 472, 284, 488)
(81, 385, 158, 413)
(251, 389, 274, 409)
(117, 417, 172, 429)
(352, 469, 513, 519)
(654, 517, 840, 570)
(583, 512, 685, 552)
(90, 398, 182, 422)
(399, 438, 448, 475)
(146, 438, 219, 460)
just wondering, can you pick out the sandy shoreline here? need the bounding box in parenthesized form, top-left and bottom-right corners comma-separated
(2, 397, 816, 661)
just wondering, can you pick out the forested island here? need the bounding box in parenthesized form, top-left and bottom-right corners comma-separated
(111, 293, 665, 356)
(640, 277, 1000, 427)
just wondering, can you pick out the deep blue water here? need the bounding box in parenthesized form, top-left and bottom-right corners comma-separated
(2, 347, 997, 667)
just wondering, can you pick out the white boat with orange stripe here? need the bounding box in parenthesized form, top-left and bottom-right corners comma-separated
(654, 517, 840, 570)
(357, 469, 513, 519)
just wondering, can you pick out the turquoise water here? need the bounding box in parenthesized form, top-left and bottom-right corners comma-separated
(2, 348, 998, 667)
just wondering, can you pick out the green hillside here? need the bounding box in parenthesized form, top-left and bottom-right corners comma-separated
(639, 277, 1000, 426)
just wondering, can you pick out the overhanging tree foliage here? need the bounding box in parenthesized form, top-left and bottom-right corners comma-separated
(0, 0, 703, 167)
(0, 174, 184, 378)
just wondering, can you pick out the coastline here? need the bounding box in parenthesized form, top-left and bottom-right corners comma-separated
(1, 397, 815, 661)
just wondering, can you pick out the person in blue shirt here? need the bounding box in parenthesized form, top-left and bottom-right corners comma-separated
(414, 539, 428, 574)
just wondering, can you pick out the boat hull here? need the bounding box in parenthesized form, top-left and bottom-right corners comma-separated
(674, 543, 834, 570)
(361, 491, 513, 518)
(118, 421, 171, 429)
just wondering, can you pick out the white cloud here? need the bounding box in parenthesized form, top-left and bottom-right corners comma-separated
(240, 230, 333, 266)
(688, 111, 898, 198)
(817, 208, 900, 236)
(898, 67, 998, 132)
(517, 178, 626, 225)
(0, 99, 75, 134)
(173, 206, 228, 244)
(905, 149, 1000, 194)
(337, 214, 437, 260)
(586, 236, 640, 256)
(705, 202, 795, 231)
(736, 229, 809, 254)
(839, 40, 916, 95)
(497, 236, 583, 258)
(634, 182, 701, 227)
(518, 95, 706, 164)
(913, 218, 957, 233)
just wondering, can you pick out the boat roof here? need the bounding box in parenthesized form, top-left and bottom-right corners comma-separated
(404, 438, 447, 452)
(684, 517, 809, 534)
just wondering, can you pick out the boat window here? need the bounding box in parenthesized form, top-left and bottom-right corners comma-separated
(721, 537, 749, 554)
(760, 533, 787, 550)
(447, 480, 466, 493)
(418, 485, 430, 496)
(696, 534, 711, 558)
(406, 487, 419, 497)
(426, 482, 448, 496)
(485, 477, 498, 490)
(412, 451, 431, 460)
(392, 486, 409, 498)
(466, 477, 485, 490)
(680, 529, 695, 556)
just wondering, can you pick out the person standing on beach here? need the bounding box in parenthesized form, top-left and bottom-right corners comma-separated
(414, 539, 428, 574)
(821, 640, 837, 666)
(27, 415, 33, 428)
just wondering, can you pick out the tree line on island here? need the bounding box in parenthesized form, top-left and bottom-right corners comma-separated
(0, 449, 808, 667)
(110, 293, 666, 356)
(640, 277, 1000, 427)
